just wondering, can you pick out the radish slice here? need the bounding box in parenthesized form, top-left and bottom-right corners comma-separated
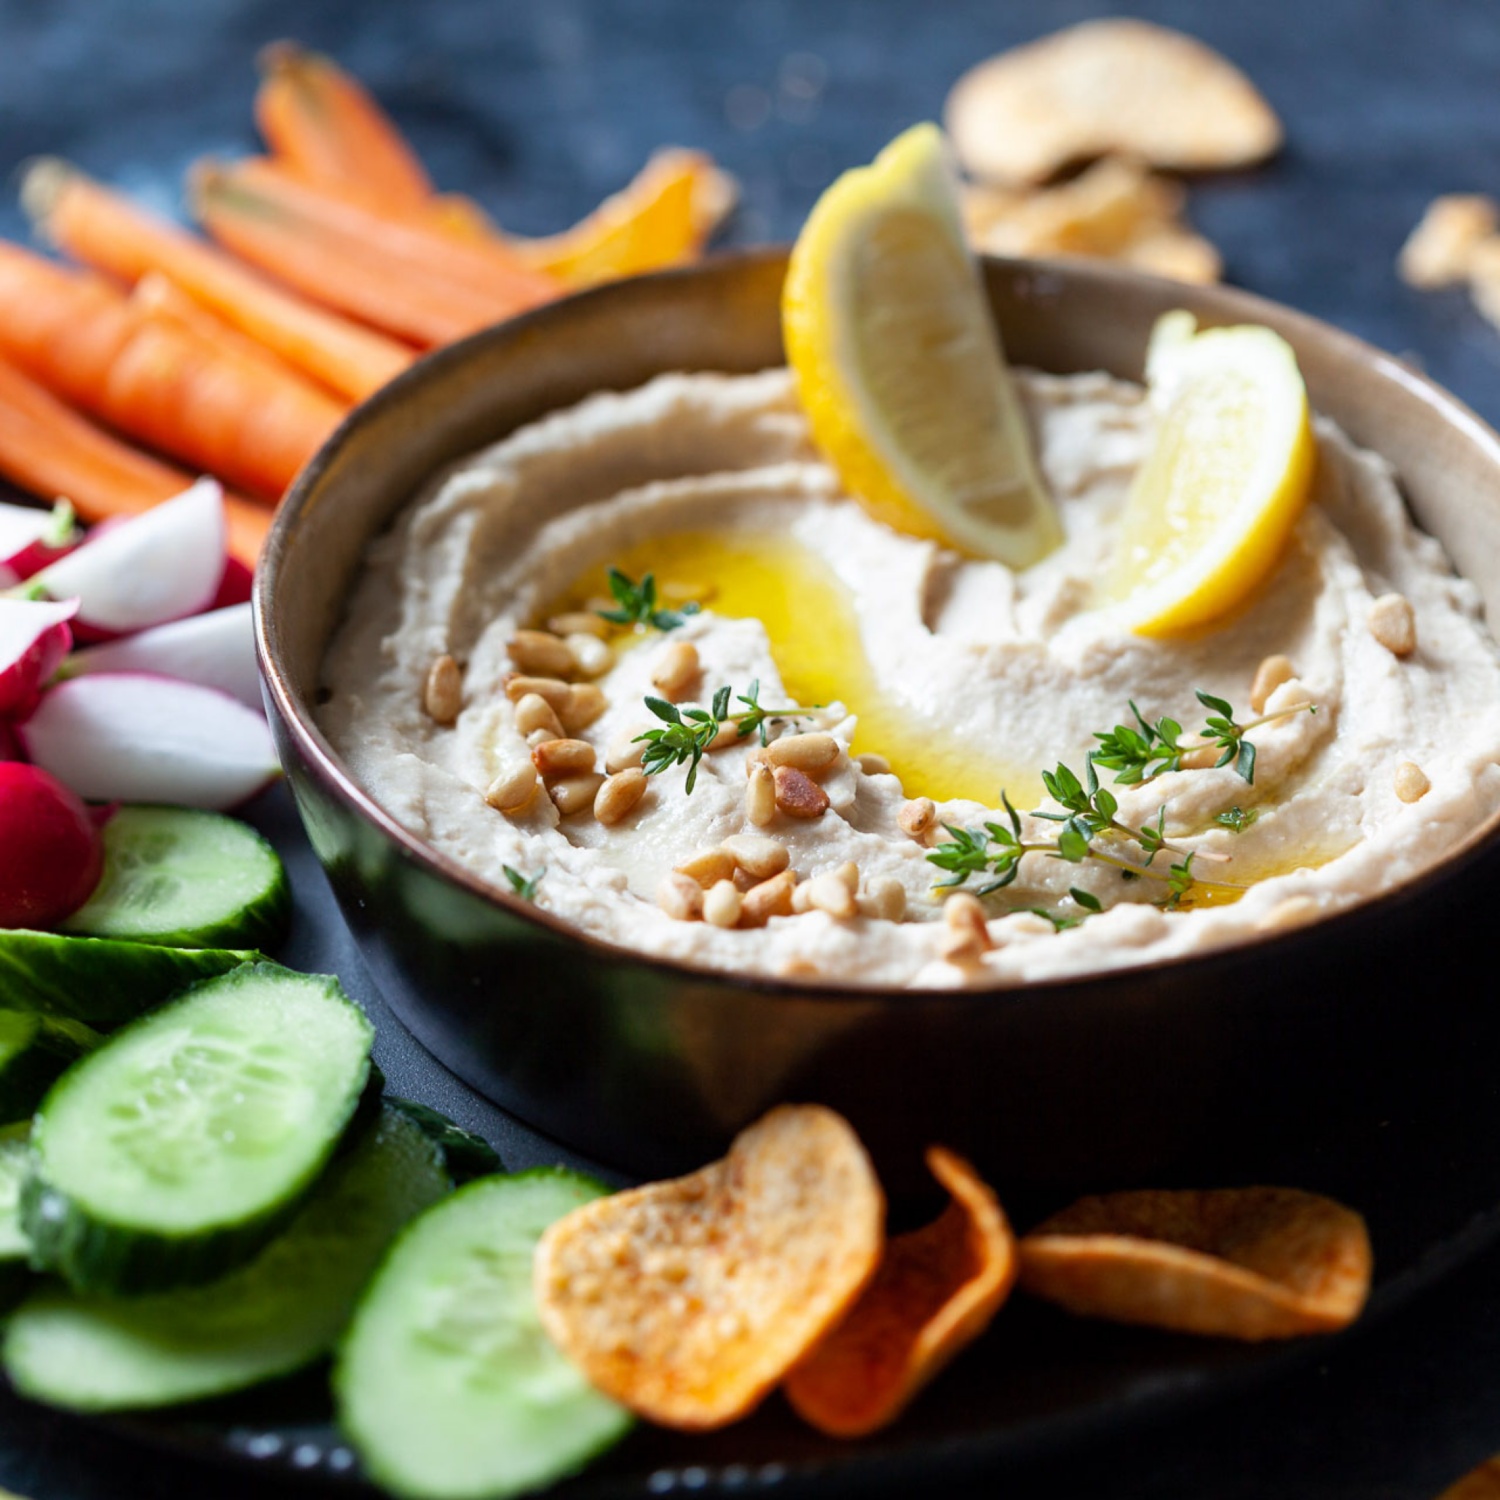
(67, 604, 262, 709)
(33, 479, 227, 634)
(0, 597, 78, 719)
(0, 498, 78, 580)
(18, 672, 281, 810)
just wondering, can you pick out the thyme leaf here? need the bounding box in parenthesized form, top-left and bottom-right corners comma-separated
(502, 865, 545, 901)
(595, 567, 702, 631)
(634, 678, 812, 794)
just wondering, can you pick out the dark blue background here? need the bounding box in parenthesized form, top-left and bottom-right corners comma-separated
(3, 1, 1500, 1495)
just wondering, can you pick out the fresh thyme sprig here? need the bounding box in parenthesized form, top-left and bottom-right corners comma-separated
(924, 688, 1305, 910)
(1090, 690, 1315, 787)
(502, 865, 545, 901)
(595, 567, 701, 631)
(634, 679, 812, 793)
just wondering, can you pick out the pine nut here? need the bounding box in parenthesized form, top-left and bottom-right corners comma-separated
(720, 833, 789, 880)
(566, 634, 614, 678)
(532, 738, 597, 778)
(943, 892, 993, 955)
(764, 732, 839, 775)
(485, 762, 538, 814)
(857, 876, 907, 922)
(778, 956, 822, 979)
(1250, 654, 1295, 714)
(1368, 592, 1417, 656)
(508, 629, 577, 678)
(595, 767, 647, 825)
(856, 752, 892, 775)
(526, 728, 555, 749)
(657, 871, 703, 921)
(703, 879, 743, 929)
(514, 692, 565, 738)
(548, 771, 605, 817)
(674, 848, 736, 889)
(547, 611, 609, 639)
(806, 873, 856, 919)
(773, 765, 829, 819)
(899, 797, 936, 839)
(504, 675, 570, 709)
(792, 879, 816, 914)
(746, 762, 776, 826)
(559, 683, 607, 733)
(709, 719, 744, 751)
(732, 866, 760, 892)
(832, 860, 860, 895)
(660, 579, 708, 606)
(651, 640, 700, 698)
(1394, 760, 1430, 803)
(740, 870, 796, 927)
(606, 725, 650, 773)
(423, 653, 462, 725)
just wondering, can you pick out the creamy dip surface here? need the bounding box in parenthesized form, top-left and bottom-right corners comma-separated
(320, 367, 1500, 987)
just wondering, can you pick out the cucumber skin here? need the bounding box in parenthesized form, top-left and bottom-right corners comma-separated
(386, 1098, 502, 1183)
(336, 1168, 632, 1500)
(0, 1013, 100, 1123)
(61, 807, 292, 952)
(23, 962, 374, 1296)
(0, 932, 259, 1029)
(4, 1106, 451, 1412)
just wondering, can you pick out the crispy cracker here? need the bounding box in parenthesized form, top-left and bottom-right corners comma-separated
(533, 1104, 884, 1430)
(963, 157, 1221, 285)
(1439, 1456, 1500, 1499)
(947, 19, 1282, 186)
(1018, 1187, 1371, 1341)
(1399, 195, 1499, 289)
(784, 1146, 1016, 1437)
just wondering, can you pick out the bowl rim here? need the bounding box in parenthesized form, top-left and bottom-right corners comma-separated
(255, 246, 1500, 1004)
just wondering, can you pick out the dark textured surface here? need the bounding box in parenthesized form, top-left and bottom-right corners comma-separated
(2, 0, 1500, 1496)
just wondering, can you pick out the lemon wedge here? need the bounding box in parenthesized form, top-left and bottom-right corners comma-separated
(783, 123, 1063, 569)
(1105, 310, 1316, 635)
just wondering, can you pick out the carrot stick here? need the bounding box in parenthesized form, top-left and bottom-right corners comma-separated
(0, 355, 270, 564)
(131, 271, 313, 384)
(255, 42, 433, 213)
(23, 160, 412, 402)
(0, 242, 342, 500)
(191, 160, 559, 346)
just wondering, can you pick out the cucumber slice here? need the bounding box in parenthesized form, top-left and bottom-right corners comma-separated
(61, 806, 290, 951)
(386, 1098, 502, 1183)
(4, 1105, 449, 1411)
(0, 1130, 32, 1263)
(0, 930, 256, 1029)
(0, 1010, 100, 1122)
(337, 1170, 632, 1500)
(24, 961, 374, 1294)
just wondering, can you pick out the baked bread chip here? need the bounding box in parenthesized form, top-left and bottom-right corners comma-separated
(946, 19, 1282, 186)
(962, 156, 1222, 284)
(1399, 195, 1499, 289)
(1017, 1187, 1371, 1341)
(784, 1146, 1017, 1437)
(533, 1103, 884, 1430)
(1438, 1455, 1500, 1499)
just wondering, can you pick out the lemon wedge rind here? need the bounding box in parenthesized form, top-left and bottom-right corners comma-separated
(1105, 313, 1316, 637)
(783, 123, 1064, 570)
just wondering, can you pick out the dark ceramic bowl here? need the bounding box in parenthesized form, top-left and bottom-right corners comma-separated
(256, 250, 1500, 1193)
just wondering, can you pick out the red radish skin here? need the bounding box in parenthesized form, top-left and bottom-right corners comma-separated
(0, 597, 78, 720)
(0, 761, 103, 927)
(0, 499, 78, 581)
(210, 554, 254, 610)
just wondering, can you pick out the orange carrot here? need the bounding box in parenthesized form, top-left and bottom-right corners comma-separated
(0, 354, 270, 564)
(0, 242, 342, 500)
(192, 159, 560, 345)
(132, 271, 316, 385)
(255, 42, 433, 213)
(23, 160, 412, 401)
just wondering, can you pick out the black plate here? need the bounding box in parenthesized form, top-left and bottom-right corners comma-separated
(20, 783, 1494, 1498)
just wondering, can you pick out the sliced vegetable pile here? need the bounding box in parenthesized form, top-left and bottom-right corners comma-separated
(0, 44, 734, 565)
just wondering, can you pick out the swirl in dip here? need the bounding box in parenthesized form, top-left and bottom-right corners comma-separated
(319, 367, 1500, 987)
